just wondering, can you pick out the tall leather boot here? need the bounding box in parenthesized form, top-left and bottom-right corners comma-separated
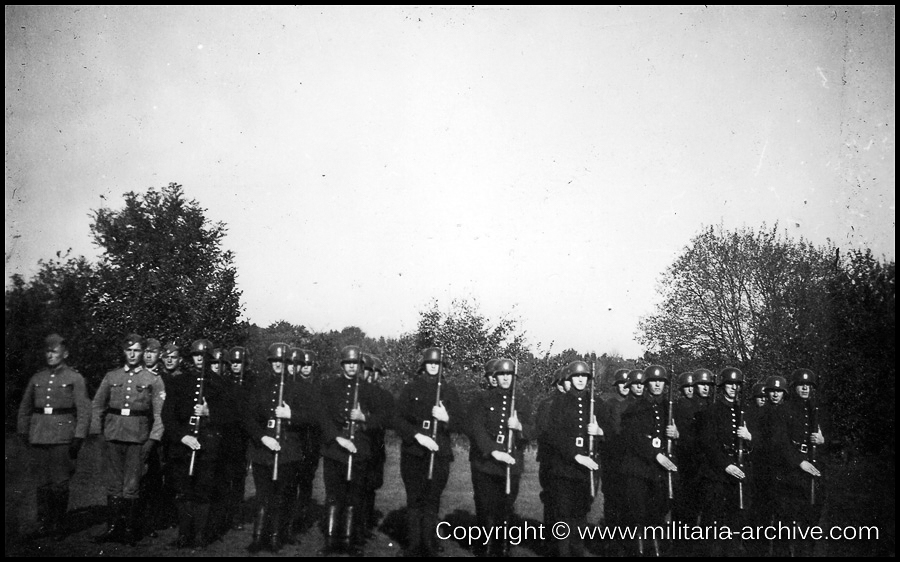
(404, 508, 421, 557)
(123, 498, 141, 546)
(34, 487, 52, 537)
(269, 502, 283, 553)
(421, 510, 438, 557)
(339, 505, 354, 554)
(195, 502, 213, 548)
(318, 504, 340, 556)
(52, 489, 70, 541)
(247, 504, 267, 553)
(349, 504, 367, 555)
(93, 496, 125, 543)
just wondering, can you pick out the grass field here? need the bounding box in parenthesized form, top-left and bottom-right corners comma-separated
(5, 434, 894, 557)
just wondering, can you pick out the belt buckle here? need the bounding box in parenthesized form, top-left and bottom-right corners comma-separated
(422, 420, 431, 430)
(496, 434, 505, 444)
(267, 419, 276, 429)
(800, 443, 808, 454)
(575, 437, 584, 448)
(43, 407, 54, 415)
(189, 416, 200, 426)
(121, 408, 131, 416)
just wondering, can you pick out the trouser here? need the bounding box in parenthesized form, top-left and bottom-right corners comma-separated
(291, 449, 320, 532)
(210, 446, 248, 537)
(252, 461, 299, 546)
(140, 445, 165, 532)
(322, 456, 368, 549)
(471, 470, 520, 555)
(103, 440, 144, 499)
(549, 473, 594, 557)
(401, 452, 450, 554)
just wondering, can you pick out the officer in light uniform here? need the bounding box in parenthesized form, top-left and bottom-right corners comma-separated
(17, 334, 91, 539)
(91, 333, 166, 545)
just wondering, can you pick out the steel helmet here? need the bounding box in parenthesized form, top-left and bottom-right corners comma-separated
(289, 347, 304, 365)
(612, 368, 631, 386)
(418, 347, 448, 371)
(693, 368, 714, 386)
(627, 369, 646, 386)
(211, 347, 229, 364)
(484, 358, 500, 378)
(371, 356, 385, 376)
(300, 349, 316, 366)
(228, 346, 248, 366)
(644, 365, 667, 383)
(190, 339, 213, 357)
(791, 368, 817, 388)
(751, 382, 766, 398)
(678, 371, 695, 388)
(718, 367, 744, 386)
(764, 375, 788, 392)
(494, 358, 516, 375)
(362, 352, 375, 371)
(267, 342, 290, 361)
(340, 345, 363, 364)
(567, 360, 591, 379)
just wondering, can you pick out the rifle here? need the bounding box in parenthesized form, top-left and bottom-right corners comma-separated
(666, 365, 675, 500)
(188, 363, 207, 476)
(588, 361, 596, 498)
(736, 382, 745, 510)
(273, 348, 286, 481)
(427, 346, 444, 480)
(346, 352, 362, 481)
(505, 357, 518, 495)
(809, 401, 818, 505)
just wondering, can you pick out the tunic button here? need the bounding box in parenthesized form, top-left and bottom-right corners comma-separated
(125, 403, 130, 407)
(50, 380, 54, 384)
(127, 387, 131, 391)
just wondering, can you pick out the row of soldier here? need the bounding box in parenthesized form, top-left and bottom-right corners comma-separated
(18, 333, 825, 556)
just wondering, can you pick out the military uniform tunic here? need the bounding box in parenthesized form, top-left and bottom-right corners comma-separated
(620, 394, 671, 529)
(17, 363, 91, 490)
(91, 364, 165, 499)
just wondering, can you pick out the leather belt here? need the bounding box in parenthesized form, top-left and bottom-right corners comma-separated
(108, 408, 151, 417)
(34, 407, 76, 415)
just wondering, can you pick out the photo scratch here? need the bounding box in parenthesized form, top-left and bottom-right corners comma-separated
(816, 66, 829, 88)
(755, 139, 768, 176)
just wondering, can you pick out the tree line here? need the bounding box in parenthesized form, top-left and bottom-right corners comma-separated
(5, 184, 894, 455)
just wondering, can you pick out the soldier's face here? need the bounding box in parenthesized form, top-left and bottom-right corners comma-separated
(497, 373, 513, 389)
(271, 360, 284, 375)
(231, 362, 243, 374)
(571, 374, 588, 391)
(342, 362, 358, 379)
(681, 386, 694, 399)
(425, 363, 440, 376)
(211, 362, 221, 374)
(755, 396, 767, 407)
(648, 380, 665, 395)
(617, 383, 630, 397)
(563, 380, 572, 392)
(45, 345, 68, 367)
(795, 384, 811, 400)
(696, 383, 711, 397)
(631, 383, 645, 396)
(125, 343, 143, 367)
(287, 363, 297, 375)
(301, 365, 313, 377)
(768, 389, 784, 404)
(364, 369, 373, 382)
(723, 382, 738, 400)
(489, 375, 498, 387)
(144, 349, 160, 368)
(192, 354, 205, 369)
(163, 352, 181, 371)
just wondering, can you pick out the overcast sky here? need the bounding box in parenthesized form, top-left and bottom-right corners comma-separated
(5, 6, 895, 359)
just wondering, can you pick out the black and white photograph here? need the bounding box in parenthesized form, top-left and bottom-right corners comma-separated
(6, 5, 894, 557)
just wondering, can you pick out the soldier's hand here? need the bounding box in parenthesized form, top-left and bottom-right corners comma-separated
(666, 423, 679, 440)
(194, 398, 210, 417)
(262, 436, 281, 452)
(69, 437, 84, 460)
(725, 463, 746, 480)
(656, 453, 677, 472)
(182, 435, 201, 450)
(575, 454, 599, 471)
(811, 429, 824, 445)
(350, 407, 366, 422)
(414, 433, 439, 452)
(588, 419, 603, 436)
(336, 436, 357, 454)
(800, 460, 821, 477)
(141, 439, 156, 462)
(508, 411, 523, 432)
(275, 402, 292, 419)
(491, 450, 516, 465)
(737, 424, 752, 441)
(432, 403, 449, 423)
